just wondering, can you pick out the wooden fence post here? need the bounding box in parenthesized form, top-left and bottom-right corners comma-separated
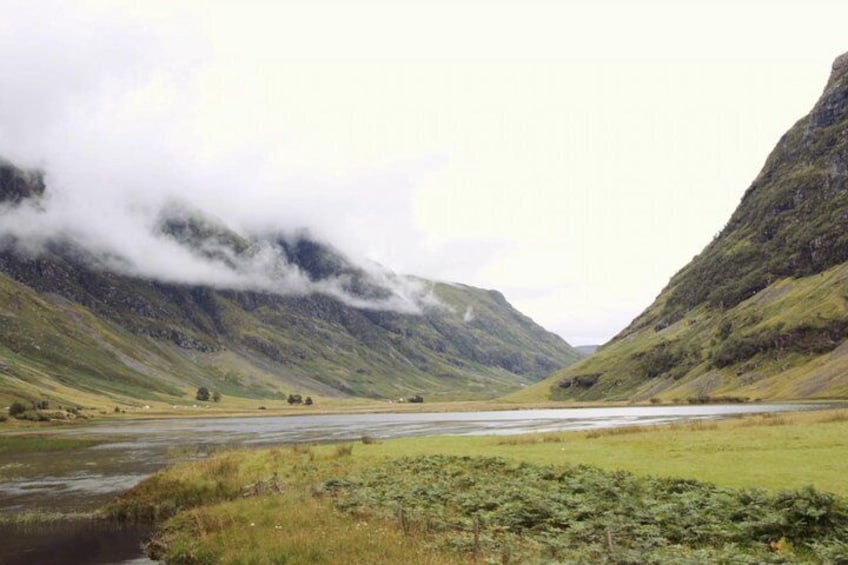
(474, 517, 481, 561)
(397, 505, 408, 534)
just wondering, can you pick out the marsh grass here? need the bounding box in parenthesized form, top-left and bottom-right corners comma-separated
(166, 444, 220, 460)
(498, 419, 721, 443)
(730, 408, 848, 428)
(290, 443, 315, 460)
(736, 413, 791, 427)
(815, 409, 848, 423)
(104, 409, 848, 563)
(0, 510, 97, 526)
(0, 435, 101, 455)
(333, 444, 353, 458)
(152, 494, 459, 564)
(495, 433, 567, 446)
(113, 444, 459, 564)
(105, 450, 255, 523)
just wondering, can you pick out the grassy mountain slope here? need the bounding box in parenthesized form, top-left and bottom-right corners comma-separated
(519, 51, 848, 403)
(0, 165, 578, 408)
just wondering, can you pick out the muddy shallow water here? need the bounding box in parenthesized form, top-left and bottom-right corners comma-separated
(0, 522, 153, 565)
(0, 403, 831, 563)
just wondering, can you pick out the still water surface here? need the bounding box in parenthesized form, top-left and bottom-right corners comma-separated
(0, 403, 827, 563)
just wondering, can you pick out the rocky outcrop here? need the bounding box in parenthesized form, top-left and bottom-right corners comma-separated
(810, 51, 848, 128)
(628, 51, 848, 331)
(0, 160, 45, 205)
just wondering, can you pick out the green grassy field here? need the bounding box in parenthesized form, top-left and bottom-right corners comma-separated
(105, 408, 848, 563)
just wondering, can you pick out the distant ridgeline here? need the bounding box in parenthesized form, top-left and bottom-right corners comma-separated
(0, 159, 578, 407)
(534, 51, 848, 402)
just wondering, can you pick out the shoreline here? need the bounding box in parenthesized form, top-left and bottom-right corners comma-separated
(2, 396, 845, 433)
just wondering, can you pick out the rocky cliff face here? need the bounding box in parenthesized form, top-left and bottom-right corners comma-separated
(811, 51, 848, 128)
(631, 51, 848, 333)
(532, 51, 848, 402)
(0, 160, 45, 205)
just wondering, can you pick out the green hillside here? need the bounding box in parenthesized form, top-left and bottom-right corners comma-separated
(522, 51, 848, 403)
(0, 164, 578, 408)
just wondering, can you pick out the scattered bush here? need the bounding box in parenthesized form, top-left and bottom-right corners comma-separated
(5, 400, 88, 422)
(15, 410, 50, 422)
(8, 401, 27, 417)
(196, 387, 210, 402)
(212, 390, 221, 402)
(287, 394, 303, 405)
(406, 394, 424, 403)
(559, 374, 601, 389)
(304, 396, 313, 406)
(687, 395, 750, 405)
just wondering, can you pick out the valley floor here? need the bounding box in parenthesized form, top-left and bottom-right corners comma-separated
(101, 407, 848, 564)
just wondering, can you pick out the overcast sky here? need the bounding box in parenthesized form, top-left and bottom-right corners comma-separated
(2, 1, 847, 345)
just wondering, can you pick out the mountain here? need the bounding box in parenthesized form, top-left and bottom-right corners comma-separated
(525, 51, 848, 403)
(574, 345, 599, 357)
(0, 161, 578, 408)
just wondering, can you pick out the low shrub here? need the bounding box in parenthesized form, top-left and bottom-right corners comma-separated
(319, 455, 848, 562)
(15, 410, 50, 422)
(287, 394, 303, 405)
(8, 401, 27, 417)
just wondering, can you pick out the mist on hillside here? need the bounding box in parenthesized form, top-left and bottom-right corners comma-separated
(0, 166, 442, 313)
(0, 4, 443, 314)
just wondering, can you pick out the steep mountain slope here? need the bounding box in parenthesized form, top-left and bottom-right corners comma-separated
(528, 51, 848, 402)
(0, 162, 578, 407)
